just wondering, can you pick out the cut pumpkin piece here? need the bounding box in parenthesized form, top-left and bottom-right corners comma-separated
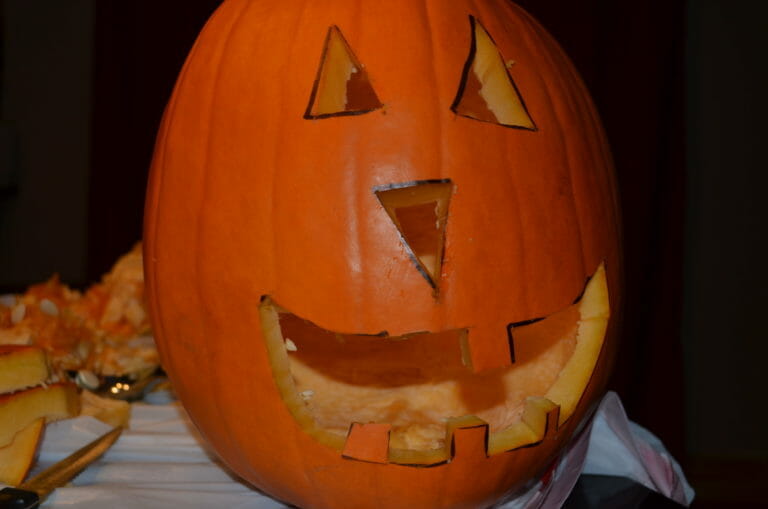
(79, 390, 132, 428)
(0, 345, 50, 394)
(0, 383, 80, 448)
(342, 422, 391, 463)
(0, 418, 44, 486)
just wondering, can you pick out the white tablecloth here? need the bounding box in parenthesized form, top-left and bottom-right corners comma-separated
(5, 392, 693, 508)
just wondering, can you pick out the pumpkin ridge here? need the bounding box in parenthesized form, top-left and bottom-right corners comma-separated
(522, 12, 592, 272)
(509, 7, 589, 293)
(417, 0, 446, 167)
(147, 0, 246, 390)
(421, 0, 453, 331)
(143, 0, 234, 366)
(350, 8, 383, 330)
(531, 15, 623, 262)
(520, 6, 621, 289)
(273, 1, 321, 487)
(194, 0, 254, 464)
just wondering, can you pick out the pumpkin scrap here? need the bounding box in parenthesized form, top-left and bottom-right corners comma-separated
(0, 243, 156, 377)
(0, 418, 44, 486)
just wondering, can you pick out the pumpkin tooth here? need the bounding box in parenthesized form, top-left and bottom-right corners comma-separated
(459, 325, 514, 372)
(487, 397, 560, 455)
(342, 422, 391, 463)
(446, 416, 489, 461)
(522, 397, 560, 438)
(384, 416, 490, 466)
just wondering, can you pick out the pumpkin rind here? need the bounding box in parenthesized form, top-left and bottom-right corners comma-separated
(144, 0, 622, 507)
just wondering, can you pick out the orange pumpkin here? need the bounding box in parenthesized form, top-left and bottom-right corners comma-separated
(144, 0, 622, 507)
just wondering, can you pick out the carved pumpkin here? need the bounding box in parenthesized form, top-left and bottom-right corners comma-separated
(144, 0, 622, 507)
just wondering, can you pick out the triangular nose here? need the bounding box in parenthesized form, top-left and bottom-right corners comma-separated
(375, 180, 453, 293)
(305, 25, 382, 119)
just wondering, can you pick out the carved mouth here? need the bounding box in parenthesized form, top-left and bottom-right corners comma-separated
(259, 264, 609, 466)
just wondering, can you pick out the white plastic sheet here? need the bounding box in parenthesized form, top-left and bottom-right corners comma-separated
(3, 391, 693, 508)
(494, 392, 694, 508)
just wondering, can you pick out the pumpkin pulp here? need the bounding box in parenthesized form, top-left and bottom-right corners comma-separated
(259, 264, 609, 465)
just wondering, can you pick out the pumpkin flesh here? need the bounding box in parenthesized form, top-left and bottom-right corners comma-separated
(259, 264, 608, 464)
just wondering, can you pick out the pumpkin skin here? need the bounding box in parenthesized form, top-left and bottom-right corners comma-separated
(144, 0, 622, 507)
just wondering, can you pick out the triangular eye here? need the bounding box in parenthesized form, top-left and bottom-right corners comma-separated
(305, 26, 383, 119)
(451, 17, 536, 130)
(374, 180, 453, 292)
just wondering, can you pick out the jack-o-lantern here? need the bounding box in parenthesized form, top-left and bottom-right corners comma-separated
(144, 0, 622, 507)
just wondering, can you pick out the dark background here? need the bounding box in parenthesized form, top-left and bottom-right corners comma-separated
(1, 1, 766, 506)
